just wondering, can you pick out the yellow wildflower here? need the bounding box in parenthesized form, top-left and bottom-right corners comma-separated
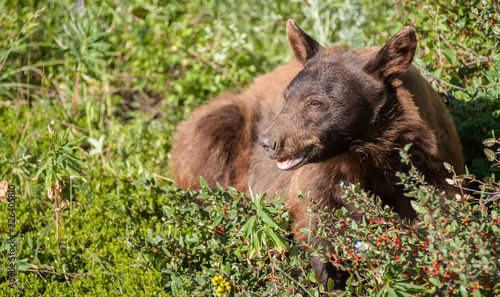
(211, 275, 231, 296)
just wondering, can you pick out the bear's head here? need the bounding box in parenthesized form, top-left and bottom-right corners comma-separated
(258, 20, 417, 170)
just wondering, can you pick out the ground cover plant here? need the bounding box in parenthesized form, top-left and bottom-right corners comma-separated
(0, 0, 498, 296)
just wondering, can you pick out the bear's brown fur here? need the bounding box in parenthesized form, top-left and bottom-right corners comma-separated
(171, 20, 463, 288)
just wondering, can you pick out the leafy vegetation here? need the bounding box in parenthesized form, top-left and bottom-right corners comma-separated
(0, 0, 499, 296)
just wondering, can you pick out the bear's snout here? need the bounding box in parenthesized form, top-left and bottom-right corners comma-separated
(258, 134, 278, 158)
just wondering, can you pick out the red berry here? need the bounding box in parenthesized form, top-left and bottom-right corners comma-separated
(328, 253, 333, 259)
(340, 222, 345, 227)
(155, 249, 159, 253)
(377, 217, 382, 224)
(355, 255, 360, 262)
(395, 238, 400, 243)
(395, 255, 399, 260)
(223, 206, 227, 210)
(369, 220, 374, 224)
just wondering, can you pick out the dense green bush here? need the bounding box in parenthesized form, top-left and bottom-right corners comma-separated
(125, 178, 318, 296)
(0, 0, 499, 296)
(307, 145, 500, 296)
(401, 0, 500, 177)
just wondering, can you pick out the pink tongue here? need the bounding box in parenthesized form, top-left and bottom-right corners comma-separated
(277, 159, 291, 167)
(276, 149, 307, 170)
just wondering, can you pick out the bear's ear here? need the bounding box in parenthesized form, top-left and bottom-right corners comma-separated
(287, 19, 324, 66)
(364, 26, 417, 83)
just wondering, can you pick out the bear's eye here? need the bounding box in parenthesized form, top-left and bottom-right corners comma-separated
(309, 100, 322, 107)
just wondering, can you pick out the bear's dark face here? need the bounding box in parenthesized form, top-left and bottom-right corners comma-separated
(258, 20, 416, 170)
(259, 52, 385, 170)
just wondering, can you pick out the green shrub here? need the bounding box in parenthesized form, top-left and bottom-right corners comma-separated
(400, 0, 500, 177)
(305, 144, 500, 296)
(126, 178, 321, 296)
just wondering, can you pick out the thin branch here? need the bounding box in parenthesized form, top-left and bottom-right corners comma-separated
(131, 258, 155, 272)
(153, 174, 175, 183)
(24, 269, 91, 278)
(35, 112, 87, 132)
(414, 65, 479, 92)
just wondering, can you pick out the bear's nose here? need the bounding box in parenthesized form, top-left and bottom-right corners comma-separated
(258, 134, 278, 158)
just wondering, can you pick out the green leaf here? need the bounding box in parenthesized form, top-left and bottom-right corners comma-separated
(254, 192, 262, 208)
(199, 177, 208, 189)
(410, 200, 422, 212)
(442, 49, 457, 65)
(484, 148, 496, 161)
(350, 220, 358, 231)
(18, 258, 38, 271)
(483, 138, 496, 147)
(82, 55, 106, 64)
(171, 279, 180, 296)
(261, 211, 277, 228)
(244, 216, 257, 238)
(428, 277, 441, 287)
(195, 274, 206, 286)
(459, 285, 468, 297)
(62, 135, 86, 148)
(492, 224, 499, 233)
(393, 282, 428, 293)
(34, 221, 55, 264)
(263, 206, 279, 214)
(307, 270, 315, 281)
(262, 224, 286, 251)
(34, 159, 49, 179)
(375, 287, 384, 297)
(327, 278, 334, 291)
(386, 287, 399, 297)
(253, 229, 263, 253)
(443, 162, 453, 171)
(213, 215, 222, 226)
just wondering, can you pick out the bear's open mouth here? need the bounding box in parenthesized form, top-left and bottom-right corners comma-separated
(276, 148, 309, 170)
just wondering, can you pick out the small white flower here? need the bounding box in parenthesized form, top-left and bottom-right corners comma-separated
(354, 240, 363, 250)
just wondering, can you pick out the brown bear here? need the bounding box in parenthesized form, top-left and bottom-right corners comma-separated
(171, 20, 464, 288)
